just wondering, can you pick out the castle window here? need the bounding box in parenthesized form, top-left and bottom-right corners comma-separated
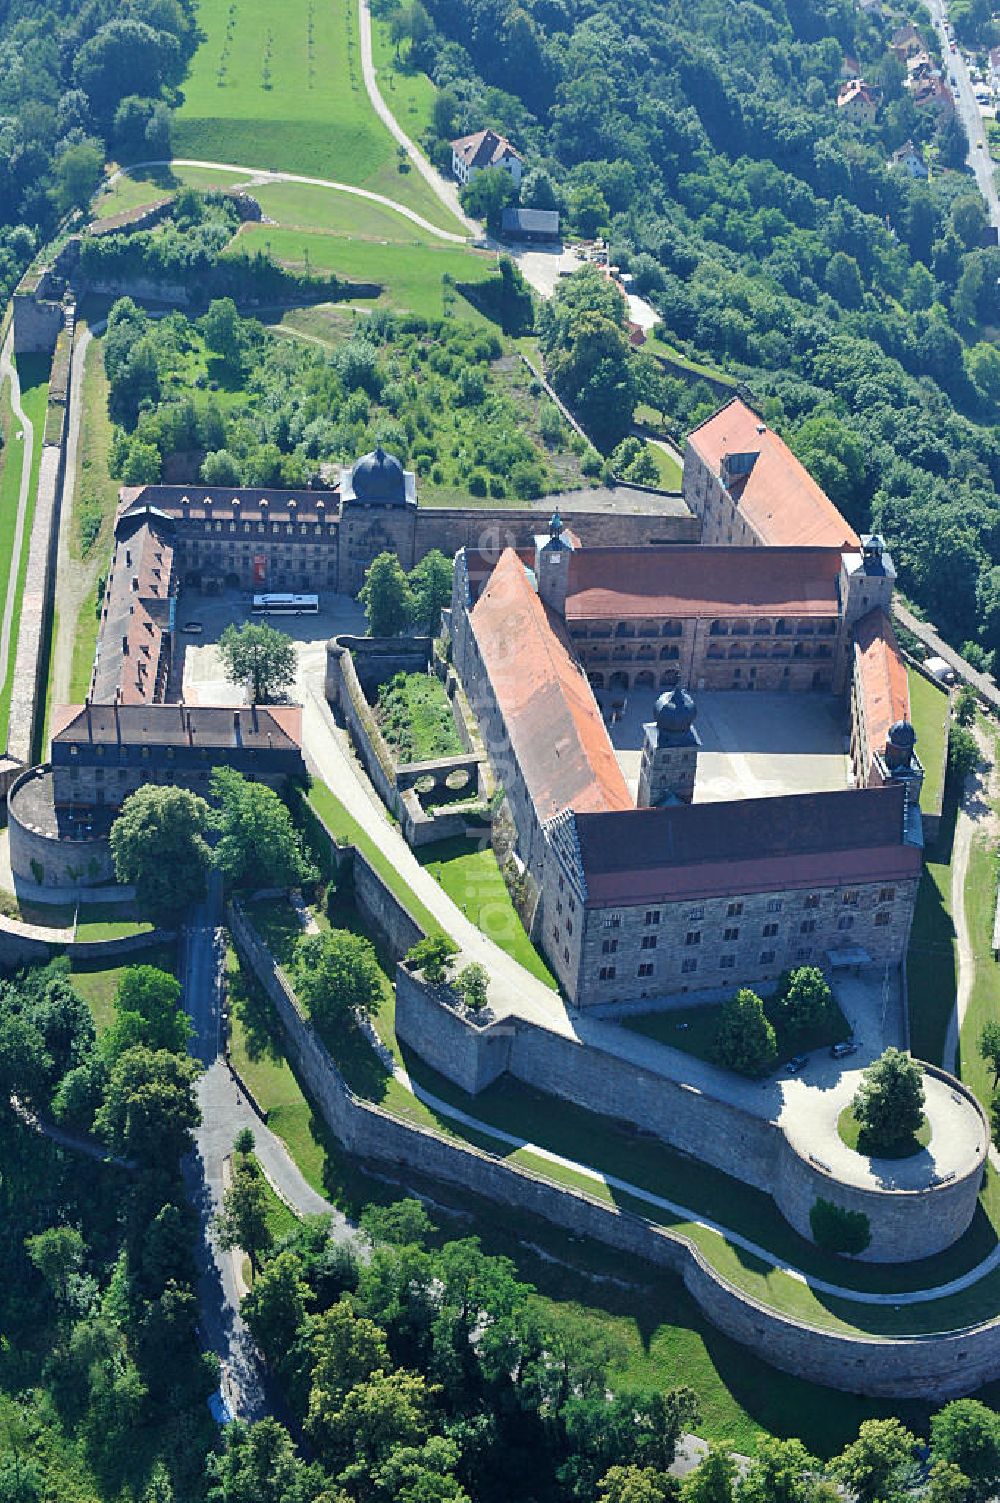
(762, 923, 778, 938)
(767, 899, 782, 913)
(599, 965, 616, 982)
(645, 910, 660, 926)
(568, 897, 575, 914)
(879, 887, 895, 904)
(724, 926, 739, 942)
(727, 902, 743, 917)
(800, 919, 816, 934)
(838, 915, 854, 931)
(719, 955, 735, 969)
(637, 963, 654, 978)
(688, 906, 704, 921)
(804, 894, 820, 909)
(842, 889, 859, 906)
(604, 913, 622, 928)
(796, 947, 811, 961)
(558, 875, 564, 892)
(760, 950, 776, 964)
(567, 920, 573, 936)
(552, 926, 561, 943)
(685, 931, 701, 947)
(641, 935, 657, 950)
(556, 900, 563, 916)
(602, 938, 618, 955)
(681, 958, 698, 974)
(875, 911, 891, 927)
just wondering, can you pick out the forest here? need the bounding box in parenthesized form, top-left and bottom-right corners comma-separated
(398, 0, 1000, 666)
(0, 0, 194, 306)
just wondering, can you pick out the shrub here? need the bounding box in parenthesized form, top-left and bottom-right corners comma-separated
(406, 934, 459, 985)
(949, 724, 979, 780)
(455, 962, 489, 1012)
(488, 475, 506, 498)
(581, 446, 603, 476)
(468, 469, 488, 497)
(954, 683, 977, 726)
(809, 1197, 871, 1255)
(510, 459, 546, 499)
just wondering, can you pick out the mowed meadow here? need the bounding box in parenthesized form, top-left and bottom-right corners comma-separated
(171, 0, 462, 231)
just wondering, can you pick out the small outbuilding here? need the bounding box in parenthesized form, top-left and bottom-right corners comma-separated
(500, 206, 560, 242)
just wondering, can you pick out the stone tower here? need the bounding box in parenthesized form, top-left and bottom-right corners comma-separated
(637, 686, 700, 806)
(534, 510, 574, 615)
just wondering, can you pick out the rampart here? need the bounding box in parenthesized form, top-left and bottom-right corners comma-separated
(229, 897, 1000, 1400)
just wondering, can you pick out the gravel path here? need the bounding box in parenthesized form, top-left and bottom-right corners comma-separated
(0, 329, 35, 734)
(944, 724, 998, 1075)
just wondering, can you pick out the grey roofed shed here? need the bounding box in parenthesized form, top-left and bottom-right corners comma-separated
(501, 206, 560, 239)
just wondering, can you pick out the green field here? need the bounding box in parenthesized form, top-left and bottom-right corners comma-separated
(956, 831, 1000, 1104)
(370, 19, 438, 142)
(0, 357, 49, 749)
(644, 439, 683, 489)
(172, 0, 461, 232)
(375, 671, 464, 763)
(92, 164, 250, 220)
(908, 667, 949, 813)
(625, 995, 851, 1070)
(417, 837, 557, 987)
(228, 224, 492, 318)
(71, 942, 179, 1033)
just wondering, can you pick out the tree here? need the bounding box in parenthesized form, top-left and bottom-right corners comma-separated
(850, 1048, 925, 1153)
(200, 298, 245, 376)
(931, 1400, 1000, 1503)
(790, 415, 866, 521)
(455, 962, 489, 1012)
(216, 1155, 272, 1276)
(52, 140, 104, 214)
(830, 1419, 919, 1503)
(769, 967, 833, 1036)
(948, 725, 979, 781)
(219, 622, 297, 704)
(408, 550, 453, 635)
(546, 310, 636, 452)
(952, 195, 990, 251)
(737, 1438, 819, 1503)
(460, 166, 516, 231)
(110, 784, 212, 921)
(295, 930, 384, 1037)
(681, 1449, 736, 1503)
(808, 1197, 871, 1255)
(201, 449, 242, 486)
(713, 989, 777, 1077)
(242, 1250, 312, 1365)
(360, 1198, 433, 1247)
(978, 1021, 1000, 1093)
(206, 1418, 317, 1503)
(569, 183, 610, 237)
(954, 684, 978, 726)
(95, 1045, 201, 1163)
(925, 1460, 971, 1503)
(235, 1126, 255, 1156)
(210, 768, 314, 889)
(405, 934, 459, 984)
(597, 1467, 679, 1503)
(359, 551, 412, 636)
(105, 964, 191, 1057)
(24, 1225, 85, 1316)
(824, 252, 865, 309)
(313, 1367, 435, 1475)
(967, 343, 1000, 404)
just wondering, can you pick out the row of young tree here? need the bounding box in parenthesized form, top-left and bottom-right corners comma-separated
(384, 0, 1000, 664)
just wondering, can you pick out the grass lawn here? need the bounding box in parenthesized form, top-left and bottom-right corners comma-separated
(644, 439, 683, 490)
(71, 942, 178, 1033)
(908, 668, 949, 813)
(173, 0, 461, 232)
(227, 224, 493, 319)
(370, 24, 437, 142)
(907, 828, 958, 1067)
(416, 837, 557, 988)
(305, 777, 449, 942)
(838, 1105, 932, 1158)
(0, 357, 49, 749)
(624, 997, 851, 1071)
(250, 179, 433, 240)
(374, 671, 463, 763)
(956, 831, 1000, 1105)
(648, 334, 738, 387)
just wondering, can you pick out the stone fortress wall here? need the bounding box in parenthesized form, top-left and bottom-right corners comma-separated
(230, 891, 1000, 1401)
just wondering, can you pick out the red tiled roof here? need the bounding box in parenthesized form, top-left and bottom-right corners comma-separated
(469, 549, 631, 821)
(854, 608, 910, 762)
(451, 128, 522, 169)
(575, 785, 920, 905)
(564, 546, 843, 620)
(687, 399, 860, 549)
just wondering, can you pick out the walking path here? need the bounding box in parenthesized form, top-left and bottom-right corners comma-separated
(120, 158, 470, 244)
(944, 724, 998, 1075)
(0, 329, 35, 739)
(356, 0, 479, 237)
(894, 601, 1000, 714)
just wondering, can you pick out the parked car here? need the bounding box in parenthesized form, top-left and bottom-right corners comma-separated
(181, 621, 204, 634)
(785, 1054, 808, 1074)
(925, 654, 957, 684)
(831, 1040, 858, 1059)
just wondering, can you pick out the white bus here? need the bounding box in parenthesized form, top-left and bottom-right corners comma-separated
(251, 593, 319, 616)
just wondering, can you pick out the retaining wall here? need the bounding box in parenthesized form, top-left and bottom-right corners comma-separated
(229, 899, 1000, 1400)
(0, 912, 173, 970)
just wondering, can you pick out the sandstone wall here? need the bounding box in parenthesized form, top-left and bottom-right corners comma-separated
(229, 900, 1000, 1400)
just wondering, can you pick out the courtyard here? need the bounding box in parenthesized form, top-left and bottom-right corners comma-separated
(600, 688, 853, 804)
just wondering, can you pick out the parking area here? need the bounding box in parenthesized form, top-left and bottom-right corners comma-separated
(176, 589, 365, 705)
(602, 689, 852, 803)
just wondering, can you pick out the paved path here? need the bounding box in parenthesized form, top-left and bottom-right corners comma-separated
(356, 0, 479, 237)
(894, 601, 1000, 713)
(119, 157, 469, 244)
(0, 329, 35, 740)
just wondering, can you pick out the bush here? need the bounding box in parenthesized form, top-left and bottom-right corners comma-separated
(510, 459, 546, 499)
(581, 446, 603, 476)
(455, 962, 489, 1012)
(954, 684, 977, 726)
(949, 723, 979, 780)
(406, 934, 459, 985)
(468, 469, 488, 496)
(809, 1197, 871, 1255)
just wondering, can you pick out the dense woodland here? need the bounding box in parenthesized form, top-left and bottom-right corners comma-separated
(0, 0, 195, 304)
(391, 0, 1000, 666)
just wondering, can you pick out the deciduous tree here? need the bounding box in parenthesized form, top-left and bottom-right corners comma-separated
(359, 551, 412, 637)
(110, 785, 212, 921)
(850, 1048, 925, 1153)
(210, 768, 314, 889)
(296, 930, 384, 1037)
(219, 622, 297, 705)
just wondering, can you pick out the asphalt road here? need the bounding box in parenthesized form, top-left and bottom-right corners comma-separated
(927, 0, 1000, 223)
